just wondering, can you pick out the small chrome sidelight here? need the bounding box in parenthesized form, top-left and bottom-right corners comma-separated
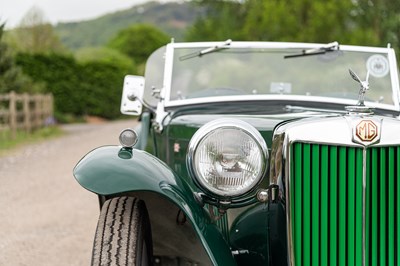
(119, 128, 138, 148)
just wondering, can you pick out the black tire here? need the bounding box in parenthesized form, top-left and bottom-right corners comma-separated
(91, 197, 153, 266)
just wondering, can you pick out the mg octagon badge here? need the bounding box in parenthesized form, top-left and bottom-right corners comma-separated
(356, 120, 378, 142)
(352, 119, 381, 145)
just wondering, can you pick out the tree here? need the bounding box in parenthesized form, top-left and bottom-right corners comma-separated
(10, 6, 65, 54)
(108, 24, 170, 72)
(241, 0, 355, 43)
(0, 23, 39, 93)
(350, 0, 400, 49)
(74, 47, 136, 74)
(184, 0, 399, 52)
(185, 0, 245, 41)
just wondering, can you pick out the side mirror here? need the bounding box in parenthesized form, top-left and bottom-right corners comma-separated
(120, 75, 145, 116)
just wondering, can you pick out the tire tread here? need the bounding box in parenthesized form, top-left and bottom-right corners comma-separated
(91, 196, 150, 266)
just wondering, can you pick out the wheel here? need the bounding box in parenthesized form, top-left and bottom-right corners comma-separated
(91, 196, 153, 266)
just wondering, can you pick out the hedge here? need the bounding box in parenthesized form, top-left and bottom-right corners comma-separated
(16, 53, 131, 120)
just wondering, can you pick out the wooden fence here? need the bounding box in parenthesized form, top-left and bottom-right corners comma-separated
(0, 91, 54, 138)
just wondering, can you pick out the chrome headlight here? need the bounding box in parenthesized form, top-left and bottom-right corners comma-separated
(187, 118, 268, 198)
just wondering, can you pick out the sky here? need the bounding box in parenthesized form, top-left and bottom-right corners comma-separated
(0, 0, 175, 28)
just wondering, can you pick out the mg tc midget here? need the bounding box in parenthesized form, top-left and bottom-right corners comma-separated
(74, 40, 400, 265)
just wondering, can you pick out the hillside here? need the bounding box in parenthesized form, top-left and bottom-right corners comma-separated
(55, 1, 202, 50)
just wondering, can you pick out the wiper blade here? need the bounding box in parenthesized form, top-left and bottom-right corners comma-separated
(286, 105, 346, 114)
(284, 41, 339, 59)
(179, 39, 232, 61)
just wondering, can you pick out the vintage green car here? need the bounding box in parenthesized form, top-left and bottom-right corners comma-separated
(74, 40, 400, 265)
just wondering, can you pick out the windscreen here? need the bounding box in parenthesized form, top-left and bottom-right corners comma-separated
(144, 46, 166, 106)
(169, 47, 394, 106)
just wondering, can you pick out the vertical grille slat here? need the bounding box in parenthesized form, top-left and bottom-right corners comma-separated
(379, 147, 387, 266)
(290, 143, 400, 265)
(355, 148, 363, 266)
(338, 147, 348, 265)
(329, 146, 338, 266)
(347, 148, 355, 265)
(388, 147, 395, 266)
(396, 147, 400, 266)
(320, 145, 328, 266)
(293, 143, 302, 266)
(303, 143, 311, 266)
(311, 145, 320, 266)
(370, 148, 378, 265)
(366, 149, 371, 266)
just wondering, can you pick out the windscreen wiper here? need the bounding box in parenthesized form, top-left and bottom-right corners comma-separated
(179, 39, 232, 61)
(286, 105, 347, 114)
(284, 41, 339, 59)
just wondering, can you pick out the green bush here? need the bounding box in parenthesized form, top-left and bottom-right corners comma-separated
(15, 52, 129, 120)
(74, 46, 136, 72)
(108, 24, 170, 66)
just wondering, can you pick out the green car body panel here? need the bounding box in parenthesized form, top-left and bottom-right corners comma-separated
(74, 145, 236, 265)
(74, 112, 294, 265)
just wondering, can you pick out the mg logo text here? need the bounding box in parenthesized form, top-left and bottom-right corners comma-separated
(356, 120, 378, 142)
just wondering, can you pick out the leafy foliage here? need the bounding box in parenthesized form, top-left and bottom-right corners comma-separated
(15, 53, 127, 120)
(185, 0, 400, 56)
(350, 0, 400, 49)
(5, 0, 399, 123)
(185, 0, 245, 41)
(240, 0, 355, 43)
(74, 47, 136, 73)
(8, 6, 65, 54)
(0, 23, 40, 93)
(108, 24, 170, 73)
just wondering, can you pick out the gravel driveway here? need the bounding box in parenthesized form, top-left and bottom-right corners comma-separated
(0, 119, 137, 266)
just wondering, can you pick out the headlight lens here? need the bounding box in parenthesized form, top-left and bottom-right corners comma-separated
(187, 119, 268, 198)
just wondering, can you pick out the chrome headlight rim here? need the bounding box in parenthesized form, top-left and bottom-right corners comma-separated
(187, 118, 268, 199)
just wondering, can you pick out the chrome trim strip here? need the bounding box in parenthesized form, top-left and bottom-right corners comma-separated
(388, 47, 400, 109)
(284, 137, 295, 266)
(163, 43, 174, 105)
(153, 43, 174, 131)
(169, 41, 390, 52)
(362, 148, 367, 266)
(164, 95, 399, 112)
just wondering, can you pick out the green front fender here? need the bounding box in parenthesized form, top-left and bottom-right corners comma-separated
(73, 145, 236, 265)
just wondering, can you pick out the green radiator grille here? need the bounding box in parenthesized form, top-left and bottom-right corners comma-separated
(290, 143, 400, 266)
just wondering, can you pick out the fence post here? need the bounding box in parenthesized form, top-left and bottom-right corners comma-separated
(1, 92, 54, 136)
(49, 94, 54, 121)
(33, 94, 39, 129)
(23, 93, 31, 133)
(9, 91, 17, 139)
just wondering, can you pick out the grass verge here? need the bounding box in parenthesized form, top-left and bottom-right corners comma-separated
(0, 126, 64, 157)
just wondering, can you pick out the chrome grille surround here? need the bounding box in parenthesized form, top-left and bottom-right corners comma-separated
(270, 114, 400, 266)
